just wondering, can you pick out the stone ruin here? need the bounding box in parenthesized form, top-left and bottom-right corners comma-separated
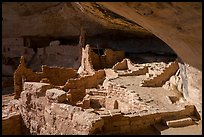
(2, 3, 202, 135)
(2, 43, 201, 135)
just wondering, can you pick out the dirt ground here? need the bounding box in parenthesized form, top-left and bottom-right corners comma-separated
(110, 74, 202, 135)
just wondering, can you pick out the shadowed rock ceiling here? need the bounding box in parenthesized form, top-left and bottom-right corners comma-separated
(2, 2, 202, 70)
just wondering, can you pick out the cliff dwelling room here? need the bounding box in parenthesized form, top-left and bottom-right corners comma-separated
(2, 2, 202, 135)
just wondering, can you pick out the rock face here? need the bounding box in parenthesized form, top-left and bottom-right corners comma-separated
(185, 64, 202, 116)
(46, 89, 67, 103)
(2, 2, 108, 38)
(94, 2, 202, 70)
(2, 2, 201, 70)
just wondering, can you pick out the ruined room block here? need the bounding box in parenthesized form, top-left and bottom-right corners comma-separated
(42, 65, 78, 86)
(78, 45, 95, 75)
(23, 82, 53, 98)
(104, 69, 118, 80)
(82, 94, 91, 109)
(104, 49, 125, 67)
(112, 58, 128, 70)
(42, 103, 104, 135)
(86, 70, 106, 88)
(68, 89, 86, 104)
(19, 82, 53, 135)
(46, 88, 67, 103)
(14, 56, 45, 99)
(89, 49, 101, 70)
(140, 61, 179, 87)
(90, 96, 106, 109)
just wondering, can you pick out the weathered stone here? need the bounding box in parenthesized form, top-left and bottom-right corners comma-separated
(46, 88, 67, 103)
(140, 61, 179, 87)
(165, 117, 195, 128)
(112, 58, 128, 70)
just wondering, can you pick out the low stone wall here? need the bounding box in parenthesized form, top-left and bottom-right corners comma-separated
(14, 56, 78, 99)
(42, 103, 104, 135)
(19, 82, 53, 134)
(112, 59, 128, 70)
(19, 81, 197, 135)
(141, 61, 179, 87)
(104, 49, 125, 68)
(42, 65, 78, 86)
(19, 82, 104, 135)
(62, 70, 106, 104)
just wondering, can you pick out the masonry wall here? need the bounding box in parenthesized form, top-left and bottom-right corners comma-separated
(63, 70, 106, 104)
(141, 61, 179, 87)
(2, 37, 34, 76)
(18, 81, 197, 135)
(99, 105, 196, 134)
(2, 37, 81, 76)
(35, 45, 81, 70)
(19, 82, 104, 135)
(88, 47, 125, 70)
(78, 45, 95, 75)
(42, 65, 78, 86)
(14, 57, 78, 99)
(104, 49, 125, 68)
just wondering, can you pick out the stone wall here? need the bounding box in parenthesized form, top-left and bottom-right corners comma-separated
(78, 45, 96, 75)
(78, 45, 125, 75)
(14, 56, 78, 99)
(88, 46, 125, 70)
(33, 45, 81, 71)
(19, 82, 104, 135)
(19, 82, 54, 135)
(62, 70, 106, 104)
(140, 61, 179, 87)
(2, 37, 34, 76)
(99, 105, 195, 134)
(112, 58, 128, 70)
(41, 65, 78, 86)
(2, 37, 81, 76)
(18, 82, 197, 135)
(104, 49, 125, 68)
(42, 103, 104, 135)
